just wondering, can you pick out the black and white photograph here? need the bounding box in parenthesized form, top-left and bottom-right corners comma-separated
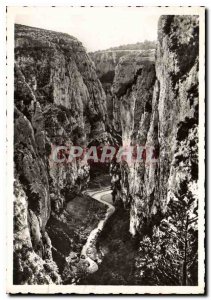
(6, 6, 205, 294)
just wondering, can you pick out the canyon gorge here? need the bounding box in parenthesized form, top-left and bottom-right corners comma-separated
(13, 15, 199, 286)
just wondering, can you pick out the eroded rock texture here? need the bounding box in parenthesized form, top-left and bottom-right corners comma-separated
(13, 15, 199, 286)
(14, 24, 107, 284)
(90, 49, 155, 123)
(113, 16, 199, 256)
(111, 52, 156, 223)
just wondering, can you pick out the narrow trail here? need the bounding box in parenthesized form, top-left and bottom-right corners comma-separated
(80, 188, 115, 274)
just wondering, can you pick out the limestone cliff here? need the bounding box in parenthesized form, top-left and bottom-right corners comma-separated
(111, 16, 199, 285)
(112, 15, 198, 233)
(90, 50, 154, 81)
(13, 24, 107, 284)
(90, 49, 155, 122)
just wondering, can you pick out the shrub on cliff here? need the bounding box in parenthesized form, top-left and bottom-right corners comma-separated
(135, 179, 198, 286)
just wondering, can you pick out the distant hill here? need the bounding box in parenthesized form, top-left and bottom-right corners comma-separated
(92, 40, 156, 53)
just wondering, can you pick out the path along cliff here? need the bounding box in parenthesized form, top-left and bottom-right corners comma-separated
(13, 16, 199, 286)
(77, 188, 115, 274)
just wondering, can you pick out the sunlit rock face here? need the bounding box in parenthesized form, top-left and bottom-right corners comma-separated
(90, 49, 155, 123)
(112, 16, 199, 236)
(89, 51, 128, 123)
(111, 52, 156, 234)
(90, 49, 155, 81)
(14, 24, 108, 284)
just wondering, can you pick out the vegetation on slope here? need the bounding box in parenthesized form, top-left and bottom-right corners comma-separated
(46, 194, 107, 283)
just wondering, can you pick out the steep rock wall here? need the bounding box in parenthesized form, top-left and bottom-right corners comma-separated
(14, 24, 107, 284)
(111, 52, 156, 212)
(112, 15, 199, 236)
(90, 50, 155, 123)
(90, 49, 155, 81)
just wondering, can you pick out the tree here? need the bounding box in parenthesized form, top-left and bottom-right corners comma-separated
(135, 178, 198, 286)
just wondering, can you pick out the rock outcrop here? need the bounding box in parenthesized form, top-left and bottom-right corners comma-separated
(111, 51, 156, 217)
(112, 15, 198, 235)
(13, 24, 108, 284)
(111, 15, 199, 285)
(90, 50, 154, 81)
(90, 49, 155, 122)
(13, 15, 199, 286)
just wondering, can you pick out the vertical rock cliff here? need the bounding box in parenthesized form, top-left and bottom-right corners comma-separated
(111, 51, 156, 215)
(112, 16, 199, 285)
(13, 24, 107, 284)
(90, 49, 155, 123)
(13, 15, 199, 286)
(89, 51, 125, 122)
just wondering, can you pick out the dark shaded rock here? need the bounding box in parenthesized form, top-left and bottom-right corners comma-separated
(14, 24, 108, 284)
(112, 16, 199, 236)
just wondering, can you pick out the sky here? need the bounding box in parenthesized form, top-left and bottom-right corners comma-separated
(14, 7, 160, 52)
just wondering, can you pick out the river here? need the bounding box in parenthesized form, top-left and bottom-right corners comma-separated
(79, 188, 115, 274)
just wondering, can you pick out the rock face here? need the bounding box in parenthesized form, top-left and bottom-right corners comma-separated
(13, 15, 199, 286)
(112, 16, 199, 285)
(90, 50, 154, 81)
(112, 52, 155, 134)
(111, 52, 156, 218)
(90, 49, 155, 122)
(14, 24, 107, 284)
(111, 15, 199, 285)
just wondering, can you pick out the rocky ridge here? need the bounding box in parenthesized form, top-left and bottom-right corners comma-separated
(13, 24, 108, 284)
(111, 15, 199, 285)
(13, 15, 200, 286)
(90, 49, 155, 122)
